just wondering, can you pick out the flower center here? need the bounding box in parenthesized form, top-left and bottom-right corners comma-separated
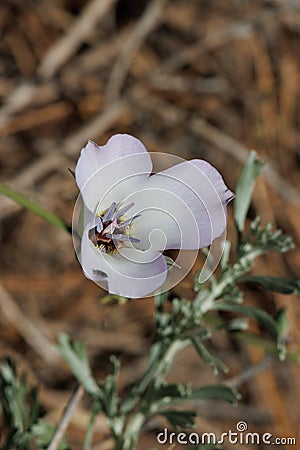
(88, 202, 140, 253)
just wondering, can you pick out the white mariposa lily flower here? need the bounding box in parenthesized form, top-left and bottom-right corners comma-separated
(73, 134, 234, 298)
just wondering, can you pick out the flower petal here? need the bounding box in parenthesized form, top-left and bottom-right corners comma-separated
(81, 225, 167, 298)
(127, 159, 234, 250)
(75, 134, 152, 213)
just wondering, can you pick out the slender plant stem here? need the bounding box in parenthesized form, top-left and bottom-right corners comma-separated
(195, 249, 261, 314)
(83, 407, 97, 450)
(115, 339, 190, 449)
(46, 384, 84, 450)
(121, 412, 145, 450)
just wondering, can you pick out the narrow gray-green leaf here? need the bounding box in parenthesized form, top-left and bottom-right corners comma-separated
(191, 384, 240, 404)
(234, 332, 300, 363)
(0, 182, 70, 233)
(32, 420, 68, 450)
(159, 410, 196, 429)
(216, 303, 287, 361)
(234, 151, 264, 232)
(57, 334, 99, 396)
(154, 383, 185, 401)
(213, 302, 279, 341)
(275, 308, 289, 337)
(242, 275, 300, 295)
(191, 338, 228, 375)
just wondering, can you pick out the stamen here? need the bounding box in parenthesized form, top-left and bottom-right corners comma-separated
(102, 202, 116, 222)
(126, 236, 141, 243)
(113, 202, 134, 220)
(106, 233, 140, 243)
(95, 216, 103, 232)
(89, 201, 141, 253)
(117, 214, 141, 229)
(103, 218, 118, 235)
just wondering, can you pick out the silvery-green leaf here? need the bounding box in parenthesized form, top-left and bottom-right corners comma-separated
(234, 151, 264, 232)
(191, 338, 228, 375)
(213, 302, 279, 341)
(159, 409, 196, 429)
(191, 384, 240, 404)
(213, 302, 287, 359)
(242, 275, 300, 295)
(32, 420, 68, 450)
(57, 334, 99, 396)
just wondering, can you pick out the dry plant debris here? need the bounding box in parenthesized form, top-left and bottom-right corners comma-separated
(0, 0, 299, 448)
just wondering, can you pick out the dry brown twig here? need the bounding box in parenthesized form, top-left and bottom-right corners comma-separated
(0, 83, 42, 129)
(0, 80, 61, 134)
(149, 74, 230, 96)
(46, 384, 84, 450)
(159, 21, 253, 74)
(64, 99, 128, 155)
(225, 356, 272, 388)
(105, 0, 170, 104)
(0, 0, 117, 130)
(0, 10, 255, 134)
(38, 0, 118, 79)
(0, 284, 61, 366)
(72, 27, 130, 74)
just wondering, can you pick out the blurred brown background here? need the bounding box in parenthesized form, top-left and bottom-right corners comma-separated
(0, 0, 299, 448)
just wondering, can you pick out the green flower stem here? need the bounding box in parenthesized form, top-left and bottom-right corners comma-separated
(195, 249, 261, 314)
(121, 412, 145, 450)
(153, 339, 190, 383)
(138, 339, 189, 396)
(115, 339, 190, 450)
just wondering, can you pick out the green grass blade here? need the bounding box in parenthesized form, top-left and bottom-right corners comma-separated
(0, 182, 71, 233)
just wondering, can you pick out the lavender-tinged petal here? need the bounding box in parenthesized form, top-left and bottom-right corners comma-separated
(93, 269, 108, 279)
(81, 225, 167, 298)
(75, 135, 151, 191)
(107, 247, 168, 298)
(75, 135, 152, 213)
(128, 159, 233, 250)
(82, 226, 109, 283)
